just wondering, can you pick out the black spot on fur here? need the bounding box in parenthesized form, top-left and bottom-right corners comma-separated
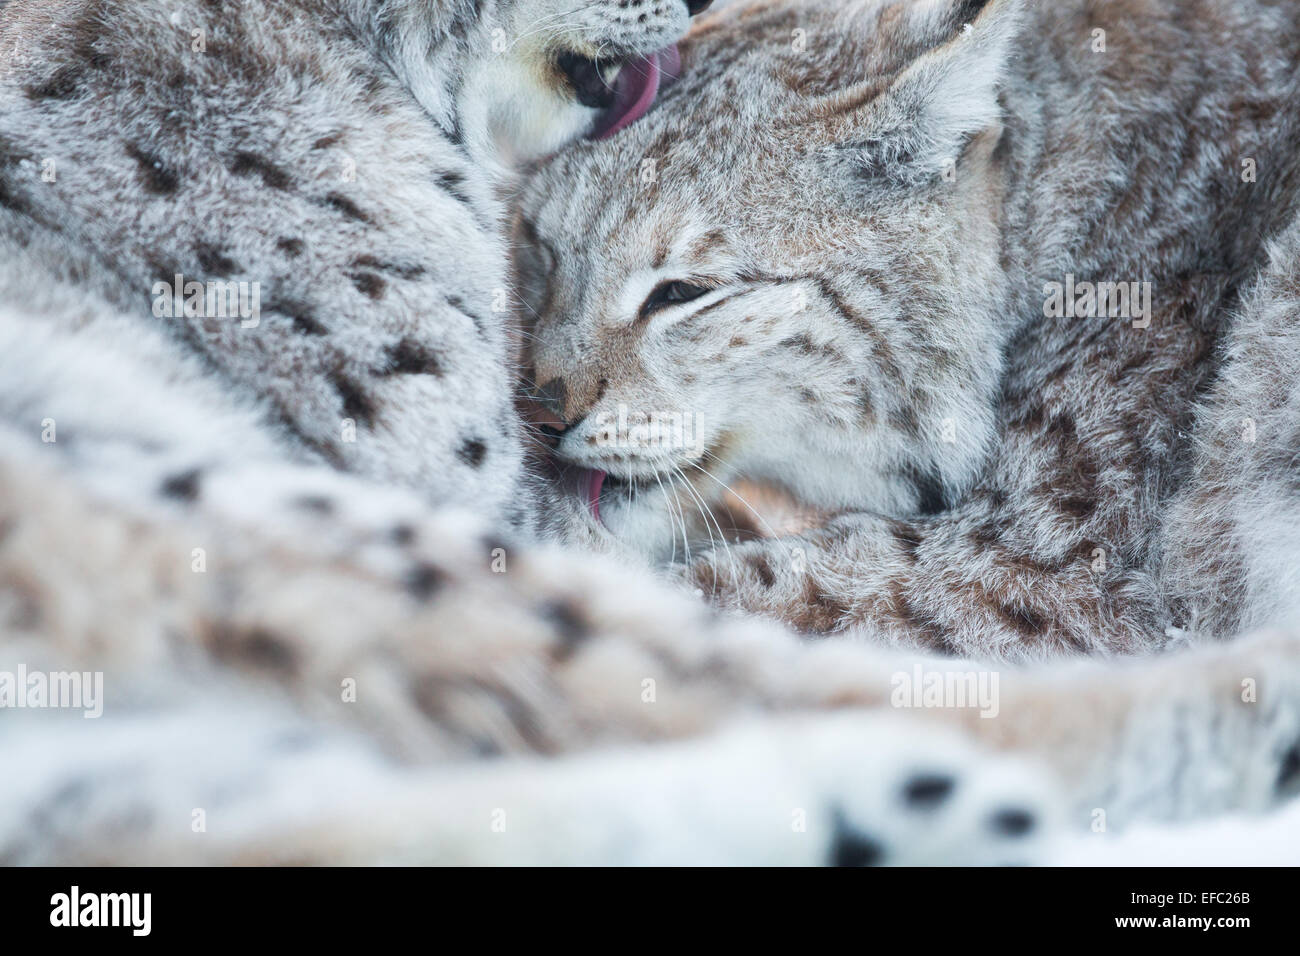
(436, 170, 473, 206)
(318, 192, 371, 224)
(906, 465, 947, 516)
(1278, 743, 1300, 794)
(0, 135, 30, 166)
(349, 271, 386, 299)
(350, 255, 426, 280)
(457, 437, 487, 468)
(779, 333, 842, 359)
(829, 807, 885, 866)
(751, 555, 776, 589)
(546, 600, 591, 661)
(405, 562, 445, 601)
(239, 629, 299, 674)
(334, 375, 375, 426)
(293, 495, 333, 515)
(159, 468, 201, 501)
(990, 808, 1036, 837)
(69, 24, 114, 73)
(276, 237, 305, 257)
(229, 151, 291, 190)
(384, 339, 443, 376)
(194, 242, 238, 275)
(270, 302, 326, 336)
(902, 773, 955, 809)
(390, 524, 416, 546)
(292, 314, 326, 335)
(892, 584, 959, 653)
(146, 257, 185, 287)
(1059, 496, 1098, 520)
(0, 177, 33, 217)
(312, 132, 343, 150)
(28, 66, 81, 101)
(126, 144, 179, 195)
(970, 517, 1008, 547)
(890, 405, 921, 438)
(998, 603, 1047, 638)
(445, 294, 484, 333)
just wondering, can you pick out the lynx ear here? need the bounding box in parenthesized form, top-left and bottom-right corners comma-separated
(825, 0, 1025, 184)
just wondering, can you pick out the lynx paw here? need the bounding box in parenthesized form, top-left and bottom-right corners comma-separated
(791, 713, 1061, 866)
(300, 711, 1065, 865)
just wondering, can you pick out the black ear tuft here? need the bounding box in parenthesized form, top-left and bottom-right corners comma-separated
(850, 139, 917, 180)
(843, 136, 936, 188)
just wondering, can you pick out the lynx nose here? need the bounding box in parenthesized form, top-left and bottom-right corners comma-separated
(521, 378, 573, 448)
(536, 378, 569, 420)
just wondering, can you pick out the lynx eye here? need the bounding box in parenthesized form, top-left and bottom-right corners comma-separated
(639, 280, 712, 319)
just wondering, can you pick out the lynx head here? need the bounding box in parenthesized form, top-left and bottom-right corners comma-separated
(378, 0, 715, 167)
(518, 0, 1026, 556)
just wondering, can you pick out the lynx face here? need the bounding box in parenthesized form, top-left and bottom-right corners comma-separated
(452, 0, 712, 165)
(519, 0, 1025, 557)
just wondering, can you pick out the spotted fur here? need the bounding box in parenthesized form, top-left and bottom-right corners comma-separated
(3, 0, 1300, 864)
(5, 437, 1300, 863)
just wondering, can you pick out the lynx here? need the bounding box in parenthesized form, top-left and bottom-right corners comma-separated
(520, 0, 1300, 661)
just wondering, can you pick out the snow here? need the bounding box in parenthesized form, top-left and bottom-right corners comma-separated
(1050, 799, 1300, 865)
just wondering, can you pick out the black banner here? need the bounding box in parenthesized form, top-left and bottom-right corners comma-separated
(0, 867, 1277, 942)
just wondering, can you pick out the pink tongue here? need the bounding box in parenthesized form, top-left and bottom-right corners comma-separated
(595, 45, 679, 140)
(586, 468, 607, 525)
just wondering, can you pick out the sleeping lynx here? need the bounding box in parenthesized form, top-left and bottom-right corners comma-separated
(1, 0, 1297, 865)
(521, 0, 1300, 661)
